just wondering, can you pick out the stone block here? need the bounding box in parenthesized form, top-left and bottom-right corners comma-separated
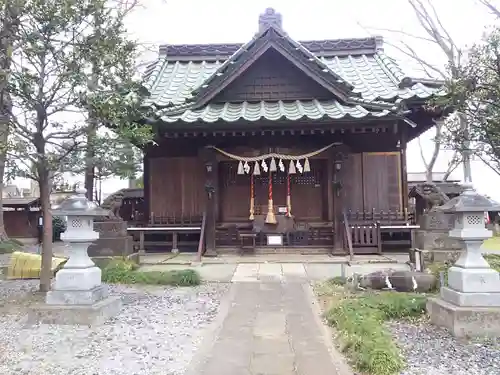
(414, 230, 464, 252)
(88, 236, 134, 257)
(46, 284, 109, 305)
(447, 266, 500, 293)
(27, 296, 122, 326)
(419, 211, 455, 231)
(52, 266, 101, 291)
(441, 287, 500, 307)
(93, 220, 128, 237)
(427, 297, 500, 338)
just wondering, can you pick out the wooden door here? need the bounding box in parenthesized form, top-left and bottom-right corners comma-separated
(290, 159, 325, 221)
(219, 161, 251, 221)
(362, 152, 401, 211)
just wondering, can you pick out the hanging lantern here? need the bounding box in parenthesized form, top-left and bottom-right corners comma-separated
(278, 159, 285, 172)
(269, 157, 277, 172)
(296, 160, 303, 174)
(253, 161, 260, 175)
(303, 158, 311, 173)
(237, 161, 244, 175)
(288, 160, 296, 174)
(243, 161, 250, 174)
(261, 159, 268, 173)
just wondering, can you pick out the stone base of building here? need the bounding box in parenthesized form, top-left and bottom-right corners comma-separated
(27, 296, 122, 326)
(427, 297, 500, 338)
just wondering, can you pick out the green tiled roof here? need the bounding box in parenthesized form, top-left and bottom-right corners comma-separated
(160, 99, 391, 123)
(143, 19, 445, 125)
(144, 52, 444, 108)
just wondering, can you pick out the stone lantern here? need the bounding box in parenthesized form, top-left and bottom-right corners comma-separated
(427, 184, 500, 337)
(28, 188, 122, 325)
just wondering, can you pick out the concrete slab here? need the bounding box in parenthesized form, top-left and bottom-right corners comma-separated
(140, 252, 405, 265)
(282, 263, 306, 276)
(196, 264, 237, 282)
(188, 282, 352, 375)
(27, 296, 122, 326)
(232, 264, 260, 283)
(258, 263, 283, 282)
(305, 263, 345, 281)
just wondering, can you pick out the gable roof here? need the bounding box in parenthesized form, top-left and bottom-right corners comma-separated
(143, 8, 445, 124)
(189, 25, 356, 108)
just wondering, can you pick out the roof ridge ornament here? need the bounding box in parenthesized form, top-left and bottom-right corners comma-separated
(259, 7, 283, 32)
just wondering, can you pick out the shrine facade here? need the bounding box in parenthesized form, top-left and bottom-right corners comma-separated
(139, 8, 445, 255)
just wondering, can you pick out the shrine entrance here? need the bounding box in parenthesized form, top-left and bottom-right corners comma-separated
(218, 158, 327, 224)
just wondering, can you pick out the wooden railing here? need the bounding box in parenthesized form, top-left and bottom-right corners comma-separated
(344, 209, 415, 225)
(342, 210, 382, 254)
(196, 211, 207, 262)
(149, 212, 203, 226)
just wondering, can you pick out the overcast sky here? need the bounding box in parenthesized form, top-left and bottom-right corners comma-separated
(15, 0, 500, 199)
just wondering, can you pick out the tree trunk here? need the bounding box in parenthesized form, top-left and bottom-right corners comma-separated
(0, 144, 9, 241)
(84, 154, 95, 201)
(38, 168, 53, 293)
(0, 2, 22, 241)
(84, 124, 96, 201)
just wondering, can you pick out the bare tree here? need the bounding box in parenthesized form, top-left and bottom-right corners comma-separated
(363, 0, 464, 182)
(478, 0, 500, 17)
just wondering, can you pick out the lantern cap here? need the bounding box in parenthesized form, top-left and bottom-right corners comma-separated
(436, 184, 500, 213)
(52, 188, 110, 217)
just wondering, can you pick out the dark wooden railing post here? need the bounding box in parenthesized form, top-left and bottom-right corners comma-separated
(343, 210, 354, 261)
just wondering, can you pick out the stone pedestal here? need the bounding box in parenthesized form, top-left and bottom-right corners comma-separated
(88, 220, 133, 257)
(28, 189, 122, 326)
(427, 298, 500, 338)
(427, 185, 500, 337)
(414, 211, 464, 262)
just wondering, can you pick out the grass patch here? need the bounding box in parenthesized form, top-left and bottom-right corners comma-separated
(482, 236, 500, 251)
(0, 239, 23, 254)
(320, 283, 426, 375)
(101, 259, 201, 286)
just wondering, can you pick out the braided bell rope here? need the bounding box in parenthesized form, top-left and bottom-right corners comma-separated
(209, 143, 338, 162)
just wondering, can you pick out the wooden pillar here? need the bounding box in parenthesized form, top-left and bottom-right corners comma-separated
(326, 152, 334, 222)
(201, 146, 217, 257)
(333, 157, 345, 254)
(400, 124, 409, 218)
(143, 150, 151, 224)
(326, 152, 337, 254)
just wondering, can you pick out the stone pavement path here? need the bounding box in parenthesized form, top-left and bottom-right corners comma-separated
(231, 263, 308, 283)
(187, 280, 348, 375)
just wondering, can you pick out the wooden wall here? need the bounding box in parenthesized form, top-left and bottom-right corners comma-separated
(342, 152, 402, 212)
(148, 156, 205, 219)
(5, 210, 39, 238)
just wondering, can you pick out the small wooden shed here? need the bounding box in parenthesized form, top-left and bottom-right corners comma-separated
(3, 197, 41, 239)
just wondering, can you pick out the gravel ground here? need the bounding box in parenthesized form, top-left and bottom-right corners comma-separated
(388, 320, 500, 375)
(0, 280, 230, 375)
